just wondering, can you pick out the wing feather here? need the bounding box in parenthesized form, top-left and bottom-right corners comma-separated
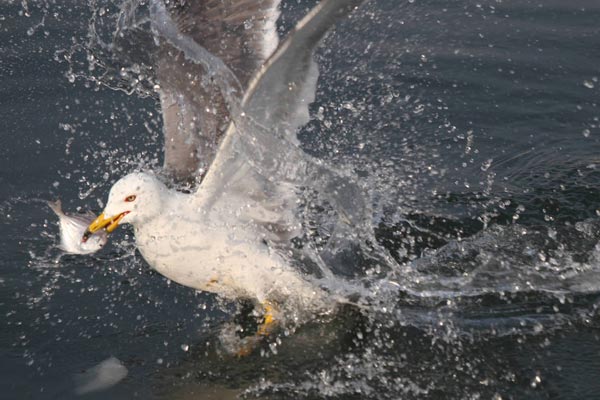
(150, 0, 281, 182)
(195, 0, 366, 238)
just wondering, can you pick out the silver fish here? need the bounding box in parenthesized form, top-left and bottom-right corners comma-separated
(47, 200, 107, 254)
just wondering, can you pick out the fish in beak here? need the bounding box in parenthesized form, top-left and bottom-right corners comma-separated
(83, 212, 129, 241)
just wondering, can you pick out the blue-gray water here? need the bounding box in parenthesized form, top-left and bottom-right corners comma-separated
(2, 0, 600, 398)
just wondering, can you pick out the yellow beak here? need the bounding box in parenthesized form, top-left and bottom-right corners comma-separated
(83, 212, 127, 240)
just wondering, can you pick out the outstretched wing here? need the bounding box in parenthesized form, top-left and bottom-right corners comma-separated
(195, 0, 366, 242)
(150, 0, 281, 182)
(241, 0, 365, 141)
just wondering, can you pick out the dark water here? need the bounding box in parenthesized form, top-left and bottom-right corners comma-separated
(2, 0, 600, 398)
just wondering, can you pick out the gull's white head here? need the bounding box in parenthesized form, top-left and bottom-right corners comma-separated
(84, 172, 166, 238)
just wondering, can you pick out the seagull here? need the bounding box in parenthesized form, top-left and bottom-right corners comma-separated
(84, 0, 366, 336)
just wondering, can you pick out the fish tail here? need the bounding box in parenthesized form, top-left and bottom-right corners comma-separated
(47, 199, 63, 216)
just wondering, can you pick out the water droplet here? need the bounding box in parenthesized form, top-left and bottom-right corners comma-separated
(180, 344, 189, 352)
(530, 373, 542, 388)
(481, 158, 493, 171)
(582, 129, 591, 138)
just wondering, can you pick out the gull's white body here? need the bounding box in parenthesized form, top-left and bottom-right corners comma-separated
(104, 173, 327, 311)
(137, 207, 324, 306)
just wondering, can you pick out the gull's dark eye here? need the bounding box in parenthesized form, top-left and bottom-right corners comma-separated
(124, 195, 136, 202)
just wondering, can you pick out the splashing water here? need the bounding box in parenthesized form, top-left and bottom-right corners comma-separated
(3, 0, 600, 398)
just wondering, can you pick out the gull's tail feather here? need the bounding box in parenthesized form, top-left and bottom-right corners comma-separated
(47, 199, 63, 217)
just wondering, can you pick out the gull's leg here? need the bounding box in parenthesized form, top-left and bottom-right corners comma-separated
(256, 301, 277, 336)
(233, 301, 279, 357)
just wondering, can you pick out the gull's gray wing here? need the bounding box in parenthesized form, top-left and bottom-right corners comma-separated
(195, 0, 366, 243)
(150, 0, 281, 182)
(241, 0, 365, 142)
(162, 0, 280, 86)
